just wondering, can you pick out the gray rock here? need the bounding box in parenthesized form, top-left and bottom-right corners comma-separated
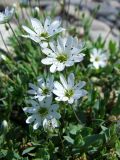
(106, 15, 117, 22)
(81, 1, 118, 16)
(65, 4, 90, 20)
(109, 0, 120, 9)
(90, 19, 119, 48)
(65, 0, 92, 5)
(98, 17, 114, 28)
(112, 28, 120, 37)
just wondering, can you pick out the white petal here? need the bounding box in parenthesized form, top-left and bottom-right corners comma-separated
(54, 81, 64, 90)
(26, 115, 35, 124)
(50, 20, 61, 29)
(68, 73, 74, 88)
(53, 90, 64, 97)
(50, 64, 57, 73)
(40, 41, 48, 48)
(28, 89, 36, 94)
(31, 18, 43, 34)
(51, 118, 59, 128)
(23, 107, 38, 113)
(50, 104, 59, 111)
(73, 54, 84, 63)
(57, 36, 64, 50)
(57, 63, 65, 71)
(38, 96, 45, 101)
(62, 96, 69, 101)
(52, 112, 61, 119)
(93, 62, 100, 69)
(74, 89, 87, 99)
(68, 98, 74, 104)
(65, 36, 73, 51)
(29, 35, 41, 43)
(49, 41, 56, 52)
(22, 25, 36, 35)
(41, 57, 54, 65)
(60, 74, 68, 89)
(42, 48, 54, 56)
(44, 17, 51, 29)
(33, 120, 41, 130)
(99, 61, 107, 67)
(42, 96, 52, 108)
(48, 20, 61, 35)
(74, 81, 86, 90)
(65, 60, 74, 67)
(29, 83, 38, 91)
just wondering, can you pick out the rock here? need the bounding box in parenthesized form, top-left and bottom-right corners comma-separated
(98, 17, 114, 28)
(112, 28, 120, 37)
(45, 2, 61, 14)
(109, 0, 120, 9)
(90, 19, 110, 33)
(65, 4, 90, 20)
(65, 5, 79, 19)
(90, 19, 119, 48)
(65, 0, 92, 5)
(116, 21, 120, 28)
(106, 15, 116, 22)
(0, 0, 19, 6)
(81, 1, 118, 16)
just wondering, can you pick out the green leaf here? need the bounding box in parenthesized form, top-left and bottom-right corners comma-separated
(93, 99, 100, 111)
(64, 136, 74, 144)
(0, 149, 7, 158)
(111, 94, 120, 115)
(22, 147, 35, 155)
(83, 134, 103, 147)
(109, 40, 117, 54)
(36, 148, 50, 160)
(69, 124, 83, 135)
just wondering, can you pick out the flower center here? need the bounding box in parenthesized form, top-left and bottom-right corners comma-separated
(65, 89, 74, 98)
(42, 87, 49, 95)
(39, 107, 48, 116)
(40, 32, 49, 38)
(95, 56, 100, 62)
(56, 54, 68, 63)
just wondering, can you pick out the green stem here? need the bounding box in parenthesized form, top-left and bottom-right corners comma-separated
(71, 105, 81, 124)
(8, 22, 23, 49)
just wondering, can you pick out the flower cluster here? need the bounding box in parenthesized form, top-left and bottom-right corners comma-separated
(22, 16, 110, 130)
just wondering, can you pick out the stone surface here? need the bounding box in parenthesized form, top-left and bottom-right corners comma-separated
(90, 19, 119, 48)
(109, 0, 120, 9)
(0, 0, 120, 51)
(65, 4, 90, 20)
(82, 1, 118, 16)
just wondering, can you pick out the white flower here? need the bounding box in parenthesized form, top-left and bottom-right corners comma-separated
(90, 48, 108, 69)
(0, 7, 15, 24)
(53, 73, 87, 104)
(28, 76, 54, 101)
(22, 17, 64, 46)
(41, 36, 85, 73)
(43, 118, 59, 130)
(23, 96, 61, 130)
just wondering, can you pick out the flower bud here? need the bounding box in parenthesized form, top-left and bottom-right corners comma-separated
(1, 120, 8, 134)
